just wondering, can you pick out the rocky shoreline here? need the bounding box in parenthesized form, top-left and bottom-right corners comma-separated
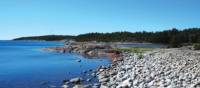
(95, 48, 200, 88)
(60, 48, 200, 88)
(44, 42, 200, 88)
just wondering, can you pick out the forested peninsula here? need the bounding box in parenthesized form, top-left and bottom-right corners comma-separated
(14, 28, 200, 47)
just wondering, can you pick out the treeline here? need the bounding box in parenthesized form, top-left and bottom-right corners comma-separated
(14, 35, 75, 41)
(75, 28, 200, 47)
(14, 28, 200, 47)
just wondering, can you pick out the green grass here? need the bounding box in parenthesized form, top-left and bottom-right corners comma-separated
(114, 47, 153, 54)
(193, 43, 200, 50)
(114, 47, 153, 59)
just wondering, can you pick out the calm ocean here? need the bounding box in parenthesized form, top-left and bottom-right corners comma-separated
(0, 40, 110, 88)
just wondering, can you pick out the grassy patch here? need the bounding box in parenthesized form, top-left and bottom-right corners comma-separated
(138, 53, 144, 59)
(114, 47, 153, 54)
(114, 47, 153, 59)
(193, 43, 200, 50)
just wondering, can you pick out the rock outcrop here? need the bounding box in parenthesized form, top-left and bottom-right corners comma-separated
(44, 41, 121, 58)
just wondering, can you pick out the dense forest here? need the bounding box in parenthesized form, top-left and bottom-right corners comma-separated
(75, 28, 200, 47)
(14, 28, 200, 47)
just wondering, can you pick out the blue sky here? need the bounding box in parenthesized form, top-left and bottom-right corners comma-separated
(0, 0, 200, 40)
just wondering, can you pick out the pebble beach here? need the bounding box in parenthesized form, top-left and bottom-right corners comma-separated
(96, 48, 200, 88)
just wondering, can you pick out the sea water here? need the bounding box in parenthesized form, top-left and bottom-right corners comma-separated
(0, 41, 110, 88)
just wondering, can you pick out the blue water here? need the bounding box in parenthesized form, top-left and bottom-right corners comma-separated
(0, 41, 110, 88)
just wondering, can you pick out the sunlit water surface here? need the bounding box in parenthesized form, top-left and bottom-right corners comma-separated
(0, 41, 110, 88)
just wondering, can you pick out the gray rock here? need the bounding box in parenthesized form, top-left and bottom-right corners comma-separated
(94, 83, 100, 86)
(99, 69, 104, 72)
(62, 79, 69, 84)
(92, 85, 99, 88)
(99, 78, 109, 82)
(70, 77, 82, 84)
(91, 72, 96, 77)
(191, 82, 200, 88)
(73, 85, 85, 88)
(61, 85, 69, 88)
(86, 78, 92, 82)
(110, 71, 117, 76)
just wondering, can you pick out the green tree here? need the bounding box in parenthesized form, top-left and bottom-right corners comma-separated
(169, 35, 181, 48)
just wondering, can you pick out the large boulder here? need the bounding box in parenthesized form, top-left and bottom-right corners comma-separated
(70, 77, 83, 84)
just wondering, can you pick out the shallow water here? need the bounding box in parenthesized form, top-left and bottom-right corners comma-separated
(0, 41, 110, 88)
